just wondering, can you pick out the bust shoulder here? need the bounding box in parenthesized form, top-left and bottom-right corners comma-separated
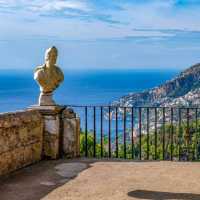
(34, 65, 46, 80)
(54, 65, 64, 81)
(35, 65, 45, 73)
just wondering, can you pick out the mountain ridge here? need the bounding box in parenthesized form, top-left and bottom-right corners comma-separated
(113, 63, 200, 107)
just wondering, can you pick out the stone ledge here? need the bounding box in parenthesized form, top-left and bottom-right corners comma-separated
(29, 105, 66, 115)
(0, 110, 42, 128)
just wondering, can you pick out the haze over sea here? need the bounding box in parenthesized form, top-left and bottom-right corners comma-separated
(0, 69, 179, 113)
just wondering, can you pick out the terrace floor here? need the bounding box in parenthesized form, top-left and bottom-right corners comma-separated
(0, 158, 200, 200)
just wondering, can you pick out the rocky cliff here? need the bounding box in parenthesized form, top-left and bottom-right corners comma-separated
(113, 63, 200, 107)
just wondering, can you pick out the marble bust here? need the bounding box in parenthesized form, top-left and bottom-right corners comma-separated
(34, 46, 64, 106)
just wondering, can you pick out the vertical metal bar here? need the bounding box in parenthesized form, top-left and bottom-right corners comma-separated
(187, 108, 190, 143)
(186, 108, 190, 160)
(115, 107, 119, 158)
(187, 108, 190, 134)
(162, 107, 165, 160)
(139, 107, 142, 160)
(85, 106, 88, 157)
(100, 106, 103, 157)
(187, 108, 190, 121)
(93, 107, 96, 157)
(147, 108, 150, 160)
(108, 106, 111, 158)
(131, 107, 134, 159)
(195, 108, 198, 160)
(197, 108, 200, 160)
(124, 107, 127, 159)
(178, 108, 182, 161)
(196, 108, 198, 130)
(170, 107, 174, 161)
(155, 108, 157, 160)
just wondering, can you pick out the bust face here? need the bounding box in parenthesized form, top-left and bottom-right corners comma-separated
(46, 50, 57, 66)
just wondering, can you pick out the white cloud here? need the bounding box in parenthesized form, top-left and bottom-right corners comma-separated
(0, 0, 90, 12)
(29, 0, 90, 12)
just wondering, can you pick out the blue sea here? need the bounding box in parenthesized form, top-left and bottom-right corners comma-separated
(0, 69, 179, 113)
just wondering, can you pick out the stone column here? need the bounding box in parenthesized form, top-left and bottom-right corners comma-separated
(29, 105, 65, 159)
(29, 105, 80, 159)
(62, 108, 80, 158)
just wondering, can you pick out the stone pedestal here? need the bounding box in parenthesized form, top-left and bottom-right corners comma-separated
(29, 105, 80, 159)
(29, 105, 65, 159)
(39, 92, 56, 106)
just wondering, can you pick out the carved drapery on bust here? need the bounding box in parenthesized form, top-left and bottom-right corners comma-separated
(34, 46, 64, 106)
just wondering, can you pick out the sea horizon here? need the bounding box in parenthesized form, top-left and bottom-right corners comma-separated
(0, 68, 179, 113)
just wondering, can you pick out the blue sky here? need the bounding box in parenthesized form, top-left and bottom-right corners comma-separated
(0, 0, 200, 70)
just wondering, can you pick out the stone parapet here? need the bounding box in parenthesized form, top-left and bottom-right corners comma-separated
(0, 110, 43, 176)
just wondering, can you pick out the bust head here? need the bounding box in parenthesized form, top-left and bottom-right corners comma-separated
(45, 46, 58, 67)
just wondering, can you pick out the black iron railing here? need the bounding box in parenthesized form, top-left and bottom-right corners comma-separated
(67, 105, 200, 161)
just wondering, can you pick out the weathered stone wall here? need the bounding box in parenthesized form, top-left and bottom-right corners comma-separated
(0, 110, 43, 176)
(62, 108, 80, 158)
